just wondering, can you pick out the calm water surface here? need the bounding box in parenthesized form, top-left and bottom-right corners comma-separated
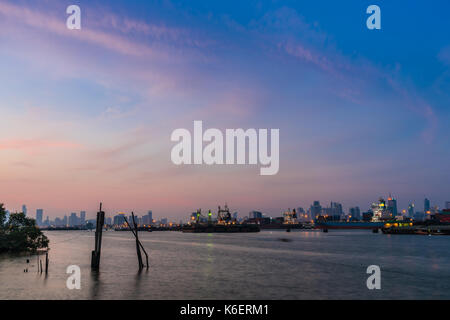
(1, 230, 449, 299)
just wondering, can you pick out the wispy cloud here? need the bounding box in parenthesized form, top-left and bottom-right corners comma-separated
(0, 139, 81, 151)
(0, 1, 186, 60)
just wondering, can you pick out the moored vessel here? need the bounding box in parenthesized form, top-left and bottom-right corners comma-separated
(182, 204, 260, 233)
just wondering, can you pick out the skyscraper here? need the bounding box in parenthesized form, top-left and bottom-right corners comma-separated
(310, 201, 322, 218)
(113, 213, 126, 226)
(36, 209, 43, 226)
(147, 210, 153, 224)
(408, 203, 415, 217)
(349, 207, 361, 220)
(80, 211, 86, 225)
(69, 212, 78, 226)
(22, 204, 27, 216)
(330, 202, 343, 216)
(387, 195, 398, 217)
(424, 198, 431, 213)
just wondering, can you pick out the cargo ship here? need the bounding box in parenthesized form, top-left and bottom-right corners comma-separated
(182, 204, 260, 233)
(314, 197, 392, 230)
(382, 209, 450, 235)
(314, 220, 385, 230)
(249, 209, 304, 230)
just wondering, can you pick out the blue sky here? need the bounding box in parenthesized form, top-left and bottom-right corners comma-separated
(0, 0, 449, 218)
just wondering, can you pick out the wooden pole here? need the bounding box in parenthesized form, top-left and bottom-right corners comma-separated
(45, 252, 49, 274)
(124, 215, 149, 269)
(91, 203, 105, 270)
(132, 212, 144, 270)
(39, 260, 43, 274)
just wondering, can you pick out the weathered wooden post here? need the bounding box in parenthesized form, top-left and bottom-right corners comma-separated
(132, 213, 144, 270)
(124, 214, 149, 269)
(45, 252, 49, 274)
(91, 203, 105, 270)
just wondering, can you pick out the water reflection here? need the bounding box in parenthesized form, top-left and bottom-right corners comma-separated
(1, 230, 450, 299)
(89, 271, 101, 299)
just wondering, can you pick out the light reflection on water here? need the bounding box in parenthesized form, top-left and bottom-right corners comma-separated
(1, 230, 450, 299)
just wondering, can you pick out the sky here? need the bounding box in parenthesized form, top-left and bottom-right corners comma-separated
(0, 0, 449, 220)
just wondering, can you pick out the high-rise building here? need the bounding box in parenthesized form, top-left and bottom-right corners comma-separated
(310, 201, 322, 218)
(80, 211, 86, 225)
(424, 198, 431, 213)
(249, 211, 263, 219)
(36, 209, 43, 226)
(408, 203, 415, 217)
(113, 213, 126, 226)
(349, 207, 361, 220)
(445, 201, 450, 210)
(69, 212, 78, 226)
(22, 204, 27, 216)
(387, 195, 398, 217)
(330, 202, 343, 216)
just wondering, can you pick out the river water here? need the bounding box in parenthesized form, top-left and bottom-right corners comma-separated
(1, 230, 449, 299)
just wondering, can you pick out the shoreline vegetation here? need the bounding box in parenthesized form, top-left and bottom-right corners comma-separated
(0, 203, 49, 254)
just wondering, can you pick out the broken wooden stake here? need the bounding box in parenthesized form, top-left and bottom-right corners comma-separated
(124, 214, 149, 269)
(91, 203, 105, 270)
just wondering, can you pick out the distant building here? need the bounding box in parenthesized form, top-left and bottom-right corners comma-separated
(445, 201, 450, 210)
(142, 211, 153, 225)
(349, 207, 361, 220)
(408, 203, 415, 218)
(69, 212, 78, 226)
(54, 217, 62, 226)
(36, 209, 43, 226)
(113, 213, 126, 226)
(249, 211, 263, 219)
(310, 201, 322, 218)
(80, 211, 86, 225)
(22, 205, 27, 216)
(387, 195, 398, 217)
(330, 202, 343, 216)
(424, 198, 431, 213)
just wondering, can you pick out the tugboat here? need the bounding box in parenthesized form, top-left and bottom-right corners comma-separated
(182, 204, 260, 233)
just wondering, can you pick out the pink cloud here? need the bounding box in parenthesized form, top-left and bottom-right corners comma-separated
(0, 139, 81, 151)
(0, 2, 168, 59)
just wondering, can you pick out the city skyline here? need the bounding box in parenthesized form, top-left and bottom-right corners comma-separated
(0, 0, 449, 218)
(6, 194, 450, 223)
